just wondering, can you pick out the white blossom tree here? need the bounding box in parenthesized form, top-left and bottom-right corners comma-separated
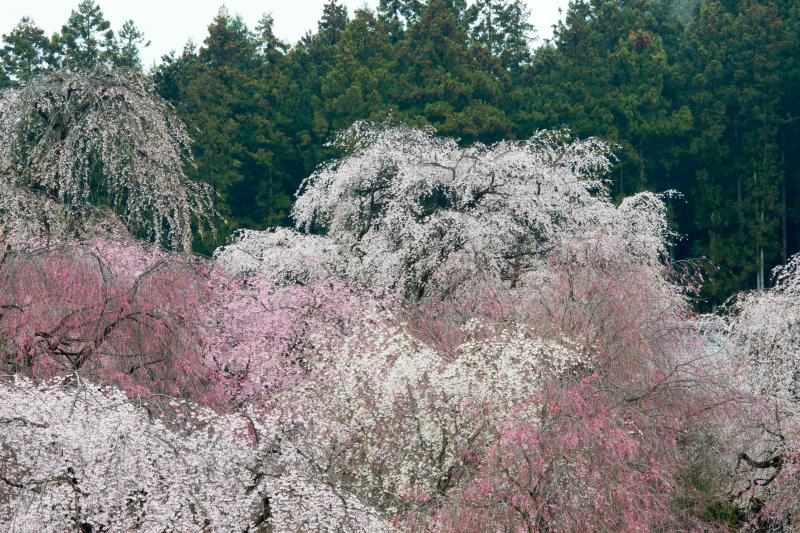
(0, 70, 214, 250)
(218, 122, 671, 298)
(0, 375, 387, 532)
(283, 313, 594, 518)
(722, 254, 800, 527)
(728, 253, 800, 402)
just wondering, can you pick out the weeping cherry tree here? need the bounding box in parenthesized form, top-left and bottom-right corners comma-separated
(218, 122, 671, 298)
(0, 69, 214, 250)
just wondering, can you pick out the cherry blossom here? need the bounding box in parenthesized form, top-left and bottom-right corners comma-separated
(0, 70, 214, 250)
(223, 123, 672, 298)
(728, 253, 800, 402)
(0, 375, 387, 532)
(0, 113, 760, 531)
(725, 253, 800, 528)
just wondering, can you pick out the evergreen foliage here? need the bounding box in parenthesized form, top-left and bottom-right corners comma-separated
(3, 0, 798, 301)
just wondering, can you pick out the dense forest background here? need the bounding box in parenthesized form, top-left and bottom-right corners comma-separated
(1, 0, 798, 306)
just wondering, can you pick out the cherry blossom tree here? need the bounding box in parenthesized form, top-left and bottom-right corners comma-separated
(0, 180, 129, 247)
(0, 375, 387, 532)
(0, 239, 224, 403)
(427, 379, 686, 532)
(204, 270, 379, 408)
(0, 235, 381, 412)
(215, 227, 344, 284)
(219, 123, 672, 298)
(724, 253, 800, 528)
(0, 70, 214, 250)
(728, 253, 800, 402)
(290, 315, 593, 518)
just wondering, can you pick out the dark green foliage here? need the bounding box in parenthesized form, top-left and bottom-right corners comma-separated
(56, 0, 116, 69)
(3, 0, 800, 302)
(0, 17, 54, 83)
(520, 0, 799, 306)
(152, 9, 299, 253)
(113, 20, 149, 69)
(468, 0, 534, 73)
(674, 0, 797, 303)
(1, 2, 151, 83)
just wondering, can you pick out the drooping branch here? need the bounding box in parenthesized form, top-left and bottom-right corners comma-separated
(0, 70, 215, 250)
(227, 122, 670, 299)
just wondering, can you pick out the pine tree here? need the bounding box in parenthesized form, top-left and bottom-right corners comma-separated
(468, 0, 534, 72)
(288, 0, 353, 175)
(112, 20, 149, 69)
(393, 0, 511, 142)
(154, 8, 297, 251)
(55, 0, 115, 70)
(317, 0, 349, 46)
(533, 0, 690, 192)
(317, 8, 394, 133)
(255, 13, 288, 62)
(378, 0, 423, 36)
(0, 17, 53, 83)
(680, 0, 792, 301)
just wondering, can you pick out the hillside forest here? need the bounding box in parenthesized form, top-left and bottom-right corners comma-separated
(2, 0, 798, 304)
(2, 1, 800, 531)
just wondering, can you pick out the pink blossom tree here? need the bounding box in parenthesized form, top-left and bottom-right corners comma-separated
(0, 239, 223, 403)
(0, 235, 379, 412)
(427, 379, 684, 532)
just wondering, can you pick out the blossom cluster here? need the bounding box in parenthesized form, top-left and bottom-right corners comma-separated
(0, 375, 387, 532)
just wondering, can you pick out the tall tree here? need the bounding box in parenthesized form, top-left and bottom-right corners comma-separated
(316, 9, 394, 135)
(154, 8, 297, 251)
(55, 0, 115, 70)
(392, 0, 511, 142)
(112, 20, 149, 69)
(0, 18, 53, 83)
(680, 0, 792, 301)
(317, 0, 349, 46)
(378, 0, 423, 37)
(255, 13, 288, 61)
(532, 0, 689, 192)
(468, 0, 534, 73)
(0, 70, 214, 250)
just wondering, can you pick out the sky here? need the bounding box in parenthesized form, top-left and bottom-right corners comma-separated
(0, 0, 571, 68)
